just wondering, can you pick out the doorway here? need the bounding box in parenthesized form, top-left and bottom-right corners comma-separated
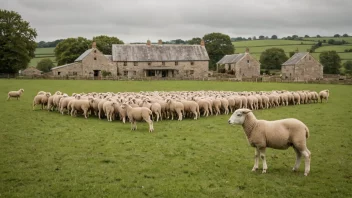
(93, 70, 100, 77)
(161, 70, 168, 77)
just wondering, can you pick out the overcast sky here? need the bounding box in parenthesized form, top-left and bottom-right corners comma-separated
(2, 0, 351, 43)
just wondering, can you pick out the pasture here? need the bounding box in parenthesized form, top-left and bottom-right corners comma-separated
(29, 47, 56, 67)
(1, 80, 352, 197)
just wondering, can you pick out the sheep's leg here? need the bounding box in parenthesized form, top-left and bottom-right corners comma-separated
(259, 148, 267, 174)
(130, 122, 134, 130)
(193, 111, 197, 120)
(7, 96, 10, 101)
(146, 119, 153, 132)
(292, 147, 302, 172)
(83, 109, 88, 119)
(302, 148, 311, 176)
(134, 121, 137, 130)
(177, 110, 182, 121)
(252, 148, 259, 172)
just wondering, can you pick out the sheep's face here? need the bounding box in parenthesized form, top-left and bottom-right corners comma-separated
(228, 109, 252, 125)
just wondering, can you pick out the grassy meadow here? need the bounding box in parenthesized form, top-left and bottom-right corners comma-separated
(1, 80, 352, 197)
(29, 47, 56, 67)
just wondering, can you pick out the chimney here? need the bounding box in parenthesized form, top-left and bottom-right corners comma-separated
(245, 47, 249, 54)
(146, 39, 151, 46)
(158, 39, 162, 45)
(92, 41, 96, 49)
(200, 39, 205, 46)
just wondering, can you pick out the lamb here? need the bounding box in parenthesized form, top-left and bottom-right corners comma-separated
(121, 103, 154, 132)
(319, 90, 329, 103)
(228, 109, 311, 176)
(7, 89, 24, 100)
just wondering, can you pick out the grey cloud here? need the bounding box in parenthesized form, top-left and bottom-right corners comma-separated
(1, 0, 351, 42)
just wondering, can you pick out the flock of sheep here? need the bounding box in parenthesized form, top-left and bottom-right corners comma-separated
(7, 88, 330, 132)
(7, 88, 330, 176)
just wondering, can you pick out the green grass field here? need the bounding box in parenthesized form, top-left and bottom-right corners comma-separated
(232, 38, 352, 64)
(29, 47, 56, 67)
(1, 80, 351, 197)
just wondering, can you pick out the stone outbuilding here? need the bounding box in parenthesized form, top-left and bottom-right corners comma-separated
(281, 52, 323, 81)
(51, 40, 209, 79)
(21, 67, 42, 76)
(216, 48, 260, 79)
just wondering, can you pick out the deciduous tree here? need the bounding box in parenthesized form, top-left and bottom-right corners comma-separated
(319, 51, 341, 74)
(260, 48, 288, 70)
(0, 9, 37, 73)
(93, 35, 124, 55)
(54, 37, 92, 65)
(36, 58, 54, 72)
(187, 37, 202, 45)
(203, 33, 234, 71)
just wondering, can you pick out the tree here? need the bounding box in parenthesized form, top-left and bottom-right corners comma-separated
(93, 35, 123, 55)
(271, 35, 278, 39)
(253, 36, 257, 40)
(343, 61, 352, 74)
(259, 35, 265, 40)
(54, 37, 92, 65)
(334, 34, 340, 37)
(289, 51, 295, 57)
(247, 37, 252, 40)
(203, 33, 234, 71)
(304, 35, 310, 38)
(343, 33, 349, 37)
(316, 35, 321, 38)
(319, 51, 341, 74)
(259, 48, 288, 70)
(0, 9, 37, 74)
(36, 58, 54, 72)
(187, 37, 201, 45)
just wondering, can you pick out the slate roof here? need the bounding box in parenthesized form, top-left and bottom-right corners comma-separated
(51, 62, 79, 70)
(216, 54, 245, 64)
(112, 44, 209, 62)
(282, 52, 309, 66)
(75, 49, 92, 62)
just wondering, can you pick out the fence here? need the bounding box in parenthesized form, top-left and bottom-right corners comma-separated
(1, 73, 352, 85)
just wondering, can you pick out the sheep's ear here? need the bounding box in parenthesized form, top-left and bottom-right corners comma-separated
(242, 109, 252, 114)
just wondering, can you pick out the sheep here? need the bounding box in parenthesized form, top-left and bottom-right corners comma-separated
(121, 103, 154, 132)
(166, 99, 184, 121)
(70, 98, 93, 119)
(319, 90, 329, 103)
(33, 93, 51, 110)
(228, 109, 311, 176)
(180, 100, 200, 120)
(7, 89, 24, 100)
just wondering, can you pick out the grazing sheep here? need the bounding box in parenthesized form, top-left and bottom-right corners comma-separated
(319, 90, 329, 103)
(33, 93, 51, 110)
(228, 109, 311, 176)
(7, 89, 24, 100)
(121, 103, 154, 132)
(166, 99, 184, 121)
(70, 98, 92, 119)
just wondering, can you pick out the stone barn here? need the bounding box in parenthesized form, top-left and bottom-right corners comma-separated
(281, 52, 323, 81)
(216, 48, 260, 79)
(113, 40, 209, 78)
(51, 42, 115, 78)
(21, 67, 42, 76)
(51, 40, 209, 79)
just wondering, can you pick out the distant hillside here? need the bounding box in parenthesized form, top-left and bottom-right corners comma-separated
(29, 47, 56, 67)
(233, 38, 352, 64)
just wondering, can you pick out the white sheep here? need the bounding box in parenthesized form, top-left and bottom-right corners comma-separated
(121, 103, 154, 132)
(7, 89, 24, 100)
(228, 109, 311, 176)
(319, 90, 329, 103)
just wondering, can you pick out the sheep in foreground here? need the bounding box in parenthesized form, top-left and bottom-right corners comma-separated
(7, 89, 24, 100)
(121, 103, 154, 132)
(319, 90, 329, 103)
(228, 109, 311, 176)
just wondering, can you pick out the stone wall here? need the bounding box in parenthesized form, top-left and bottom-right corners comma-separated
(22, 67, 42, 76)
(234, 54, 260, 79)
(81, 49, 117, 76)
(282, 54, 323, 81)
(116, 61, 209, 78)
(52, 63, 82, 76)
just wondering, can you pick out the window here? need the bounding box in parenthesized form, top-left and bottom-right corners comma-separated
(94, 50, 96, 53)
(133, 71, 137, 75)
(147, 70, 155, 76)
(94, 57, 97, 60)
(73, 72, 77, 76)
(190, 70, 194, 75)
(124, 71, 128, 76)
(148, 62, 152, 66)
(175, 61, 178, 66)
(58, 72, 61, 76)
(162, 62, 165, 66)
(247, 60, 250, 63)
(228, 64, 231, 70)
(134, 62, 138, 66)
(191, 61, 194, 65)
(123, 62, 127, 66)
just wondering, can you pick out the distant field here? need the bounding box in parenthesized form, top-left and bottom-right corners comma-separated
(303, 37, 352, 43)
(29, 47, 56, 67)
(233, 40, 315, 47)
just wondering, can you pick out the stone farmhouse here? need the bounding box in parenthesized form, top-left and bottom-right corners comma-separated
(21, 67, 42, 76)
(216, 48, 260, 79)
(51, 40, 209, 79)
(281, 52, 323, 81)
